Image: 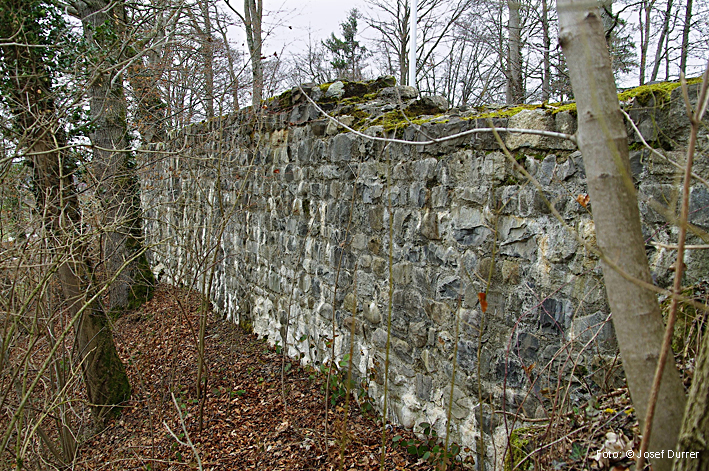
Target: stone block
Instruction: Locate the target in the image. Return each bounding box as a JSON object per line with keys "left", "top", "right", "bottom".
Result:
{"left": 415, "top": 374, "right": 433, "bottom": 401}
{"left": 325, "top": 81, "right": 345, "bottom": 99}
{"left": 419, "top": 209, "right": 440, "bottom": 240}
{"left": 410, "top": 321, "right": 428, "bottom": 348}
{"left": 506, "top": 109, "right": 554, "bottom": 150}
{"left": 425, "top": 300, "right": 451, "bottom": 325}
{"left": 364, "top": 302, "right": 381, "bottom": 324}
{"left": 567, "top": 311, "right": 614, "bottom": 346}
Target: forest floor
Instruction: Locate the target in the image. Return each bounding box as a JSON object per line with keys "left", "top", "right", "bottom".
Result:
{"left": 75, "top": 284, "right": 695, "bottom": 471}
{"left": 78, "top": 285, "right": 457, "bottom": 470}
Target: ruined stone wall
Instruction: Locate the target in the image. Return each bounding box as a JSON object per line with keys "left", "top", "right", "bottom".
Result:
{"left": 139, "top": 80, "right": 708, "bottom": 465}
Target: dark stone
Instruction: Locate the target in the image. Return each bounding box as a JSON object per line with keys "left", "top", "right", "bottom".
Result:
{"left": 539, "top": 298, "right": 571, "bottom": 333}
{"left": 457, "top": 339, "right": 478, "bottom": 373}
{"left": 689, "top": 185, "right": 709, "bottom": 228}
{"left": 415, "top": 373, "right": 433, "bottom": 401}
{"left": 438, "top": 277, "right": 461, "bottom": 299}
{"left": 453, "top": 226, "right": 491, "bottom": 246}
{"left": 514, "top": 332, "right": 539, "bottom": 363}
{"left": 284, "top": 164, "right": 295, "bottom": 182}
{"left": 495, "top": 354, "right": 527, "bottom": 389}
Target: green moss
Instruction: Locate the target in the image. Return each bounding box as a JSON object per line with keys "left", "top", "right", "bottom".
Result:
{"left": 369, "top": 109, "right": 444, "bottom": 132}
{"left": 93, "top": 314, "right": 132, "bottom": 422}
{"left": 240, "top": 318, "right": 254, "bottom": 333}
{"left": 124, "top": 252, "right": 156, "bottom": 311}
{"left": 467, "top": 104, "right": 543, "bottom": 120}
{"left": 550, "top": 102, "right": 577, "bottom": 114}
{"left": 617, "top": 77, "right": 702, "bottom": 105}
{"left": 660, "top": 287, "right": 700, "bottom": 355}
{"left": 504, "top": 427, "right": 534, "bottom": 471}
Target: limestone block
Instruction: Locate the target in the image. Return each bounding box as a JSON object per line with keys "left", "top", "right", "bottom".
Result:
{"left": 567, "top": 311, "right": 613, "bottom": 346}
{"left": 378, "top": 85, "right": 418, "bottom": 101}
{"left": 364, "top": 302, "right": 381, "bottom": 324}
{"left": 325, "top": 81, "right": 345, "bottom": 99}
{"left": 425, "top": 300, "right": 451, "bottom": 325}
{"left": 506, "top": 109, "right": 554, "bottom": 150}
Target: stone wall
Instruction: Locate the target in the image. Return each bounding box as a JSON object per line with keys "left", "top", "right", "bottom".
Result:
{"left": 139, "top": 79, "right": 708, "bottom": 467}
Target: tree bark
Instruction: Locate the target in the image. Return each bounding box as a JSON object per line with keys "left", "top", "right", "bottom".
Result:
{"left": 0, "top": 6, "right": 131, "bottom": 421}
{"left": 638, "top": 0, "right": 655, "bottom": 85}
{"left": 674, "top": 332, "right": 709, "bottom": 470}
{"left": 556, "top": 1, "right": 686, "bottom": 470}
{"left": 244, "top": 0, "right": 263, "bottom": 107}
{"left": 680, "top": 0, "right": 693, "bottom": 75}
{"left": 506, "top": 0, "right": 524, "bottom": 104}
{"left": 541, "top": 0, "right": 551, "bottom": 102}
{"left": 200, "top": 0, "right": 215, "bottom": 120}
{"left": 74, "top": 0, "right": 155, "bottom": 313}
{"left": 650, "top": 0, "right": 674, "bottom": 82}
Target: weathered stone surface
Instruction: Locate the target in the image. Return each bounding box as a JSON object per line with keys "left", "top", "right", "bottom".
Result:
{"left": 364, "top": 301, "right": 381, "bottom": 324}
{"left": 325, "top": 81, "right": 345, "bottom": 99}
{"left": 142, "top": 78, "right": 703, "bottom": 461}
{"left": 567, "top": 311, "right": 614, "bottom": 346}
{"left": 378, "top": 86, "right": 418, "bottom": 101}
{"left": 506, "top": 109, "right": 554, "bottom": 150}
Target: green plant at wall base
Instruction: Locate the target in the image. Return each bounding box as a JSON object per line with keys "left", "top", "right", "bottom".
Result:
{"left": 504, "top": 427, "right": 533, "bottom": 471}
{"left": 393, "top": 422, "right": 464, "bottom": 468}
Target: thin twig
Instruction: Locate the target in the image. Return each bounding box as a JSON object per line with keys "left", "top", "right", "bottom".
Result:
{"left": 164, "top": 392, "right": 203, "bottom": 471}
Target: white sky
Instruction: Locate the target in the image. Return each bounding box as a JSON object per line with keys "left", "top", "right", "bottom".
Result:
{"left": 228, "top": 0, "right": 369, "bottom": 58}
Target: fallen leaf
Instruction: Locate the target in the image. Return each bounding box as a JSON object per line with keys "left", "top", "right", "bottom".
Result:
{"left": 577, "top": 194, "right": 590, "bottom": 207}
{"left": 478, "top": 292, "right": 488, "bottom": 313}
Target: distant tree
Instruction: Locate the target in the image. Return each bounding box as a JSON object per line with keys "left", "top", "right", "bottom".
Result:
{"left": 224, "top": 0, "right": 263, "bottom": 107}
{"left": 365, "top": 0, "right": 471, "bottom": 88}
{"left": 506, "top": 0, "right": 524, "bottom": 104}
{"left": 323, "top": 8, "right": 368, "bottom": 81}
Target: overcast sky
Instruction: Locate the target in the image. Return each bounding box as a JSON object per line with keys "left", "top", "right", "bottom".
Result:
{"left": 228, "top": 0, "right": 369, "bottom": 58}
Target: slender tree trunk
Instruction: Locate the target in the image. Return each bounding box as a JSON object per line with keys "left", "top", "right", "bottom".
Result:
{"left": 557, "top": 2, "right": 686, "bottom": 471}
{"left": 243, "top": 0, "right": 263, "bottom": 107}
{"left": 680, "top": 0, "right": 693, "bottom": 75}
{"left": 638, "top": 0, "right": 655, "bottom": 85}
{"left": 200, "top": 0, "right": 215, "bottom": 120}
{"left": 215, "top": 12, "right": 241, "bottom": 111}
{"left": 506, "top": 0, "right": 523, "bottom": 104}
{"left": 675, "top": 331, "right": 709, "bottom": 470}
{"left": 650, "top": 0, "right": 674, "bottom": 82}
{"left": 541, "top": 0, "right": 551, "bottom": 101}
{"left": 74, "top": 0, "right": 155, "bottom": 313}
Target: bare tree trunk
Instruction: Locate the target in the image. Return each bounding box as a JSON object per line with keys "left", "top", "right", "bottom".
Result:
{"left": 1, "top": 4, "right": 131, "bottom": 424}
{"left": 541, "top": 0, "right": 551, "bottom": 101}
{"left": 638, "top": 0, "right": 655, "bottom": 85}
{"left": 650, "top": 0, "right": 674, "bottom": 82}
{"left": 675, "top": 332, "right": 709, "bottom": 470}
{"left": 214, "top": 11, "right": 241, "bottom": 111}
{"left": 74, "top": 0, "right": 155, "bottom": 314}
{"left": 680, "top": 0, "right": 693, "bottom": 75}
{"left": 126, "top": 8, "right": 169, "bottom": 144}
{"left": 245, "top": 0, "right": 263, "bottom": 107}
{"left": 400, "top": 0, "right": 410, "bottom": 85}
{"left": 200, "top": 0, "right": 215, "bottom": 120}
{"left": 506, "top": 0, "right": 524, "bottom": 104}
{"left": 556, "top": 2, "right": 686, "bottom": 471}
